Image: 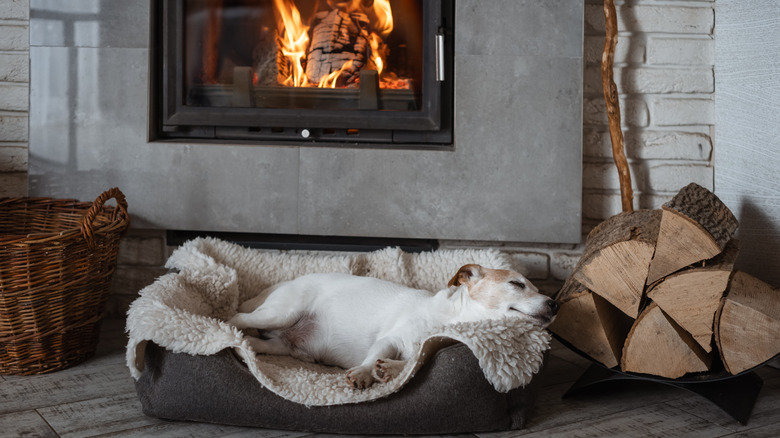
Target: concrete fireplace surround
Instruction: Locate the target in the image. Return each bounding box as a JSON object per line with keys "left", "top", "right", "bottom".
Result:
{"left": 28, "top": 1, "right": 583, "bottom": 243}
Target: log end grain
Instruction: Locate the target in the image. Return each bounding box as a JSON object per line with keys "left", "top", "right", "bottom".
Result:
{"left": 551, "top": 281, "right": 632, "bottom": 368}
{"left": 622, "top": 303, "right": 712, "bottom": 378}
{"left": 716, "top": 271, "right": 780, "bottom": 374}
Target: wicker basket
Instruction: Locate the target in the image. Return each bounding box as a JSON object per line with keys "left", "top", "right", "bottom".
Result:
{"left": 0, "top": 188, "right": 130, "bottom": 375}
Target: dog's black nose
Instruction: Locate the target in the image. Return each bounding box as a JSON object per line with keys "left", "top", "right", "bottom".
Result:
{"left": 547, "top": 299, "right": 559, "bottom": 315}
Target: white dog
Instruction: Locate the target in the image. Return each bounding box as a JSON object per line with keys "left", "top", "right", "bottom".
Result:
{"left": 229, "top": 264, "right": 558, "bottom": 389}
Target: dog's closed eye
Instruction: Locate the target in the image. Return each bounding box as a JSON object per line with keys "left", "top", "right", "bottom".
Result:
{"left": 510, "top": 281, "right": 527, "bottom": 290}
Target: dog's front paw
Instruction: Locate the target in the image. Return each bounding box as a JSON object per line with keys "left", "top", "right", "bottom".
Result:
{"left": 373, "top": 359, "right": 406, "bottom": 383}
{"left": 346, "top": 366, "right": 375, "bottom": 389}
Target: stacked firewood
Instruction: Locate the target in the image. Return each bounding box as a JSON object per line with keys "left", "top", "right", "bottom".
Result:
{"left": 551, "top": 183, "right": 780, "bottom": 378}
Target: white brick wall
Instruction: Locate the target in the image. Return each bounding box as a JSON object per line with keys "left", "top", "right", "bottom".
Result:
{"left": 0, "top": 0, "right": 28, "bottom": 197}
{"left": 0, "top": 1, "right": 718, "bottom": 310}
{"left": 582, "top": 0, "right": 715, "bottom": 222}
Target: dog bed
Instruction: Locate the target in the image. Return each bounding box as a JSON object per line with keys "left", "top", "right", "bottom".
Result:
{"left": 127, "top": 237, "right": 551, "bottom": 433}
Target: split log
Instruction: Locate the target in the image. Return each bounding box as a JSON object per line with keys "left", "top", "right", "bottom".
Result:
{"left": 550, "top": 278, "right": 633, "bottom": 368}
{"left": 572, "top": 209, "right": 661, "bottom": 318}
{"left": 716, "top": 271, "right": 780, "bottom": 374}
{"left": 646, "top": 240, "right": 739, "bottom": 352}
{"left": 646, "top": 183, "right": 739, "bottom": 285}
{"left": 622, "top": 302, "right": 712, "bottom": 378}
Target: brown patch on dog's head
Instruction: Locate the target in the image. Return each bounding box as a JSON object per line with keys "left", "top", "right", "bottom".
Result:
{"left": 448, "top": 264, "right": 485, "bottom": 288}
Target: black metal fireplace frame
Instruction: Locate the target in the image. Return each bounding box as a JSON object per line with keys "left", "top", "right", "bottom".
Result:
{"left": 148, "top": 0, "right": 454, "bottom": 149}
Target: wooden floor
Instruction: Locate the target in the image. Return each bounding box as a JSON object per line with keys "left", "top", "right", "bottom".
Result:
{"left": 1, "top": 320, "right": 778, "bottom": 437}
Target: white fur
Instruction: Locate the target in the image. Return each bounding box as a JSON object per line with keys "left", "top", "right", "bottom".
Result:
{"left": 229, "top": 264, "right": 558, "bottom": 389}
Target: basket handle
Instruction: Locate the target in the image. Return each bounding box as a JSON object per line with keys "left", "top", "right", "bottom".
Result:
{"left": 79, "top": 187, "right": 129, "bottom": 249}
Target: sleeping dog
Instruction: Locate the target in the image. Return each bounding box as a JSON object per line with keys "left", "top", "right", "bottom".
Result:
{"left": 229, "top": 264, "right": 558, "bottom": 389}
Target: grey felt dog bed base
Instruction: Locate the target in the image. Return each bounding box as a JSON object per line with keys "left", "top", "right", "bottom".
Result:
{"left": 135, "top": 342, "right": 544, "bottom": 435}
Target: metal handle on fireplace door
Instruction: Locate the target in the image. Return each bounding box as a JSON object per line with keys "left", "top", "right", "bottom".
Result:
{"left": 435, "top": 32, "right": 445, "bottom": 82}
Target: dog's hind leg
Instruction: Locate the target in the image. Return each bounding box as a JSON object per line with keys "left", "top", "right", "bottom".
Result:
{"left": 245, "top": 335, "right": 292, "bottom": 356}
{"left": 346, "top": 337, "right": 401, "bottom": 389}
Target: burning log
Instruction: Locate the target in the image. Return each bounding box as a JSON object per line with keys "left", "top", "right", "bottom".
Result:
{"left": 305, "top": 9, "right": 369, "bottom": 86}
{"left": 553, "top": 183, "right": 780, "bottom": 378}
{"left": 272, "top": 0, "right": 393, "bottom": 88}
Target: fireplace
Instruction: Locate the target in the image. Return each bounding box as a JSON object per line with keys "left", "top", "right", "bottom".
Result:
{"left": 29, "top": 1, "right": 584, "bottom": 244}
{"left": 150, "top": 0, "right": 454, "bottom": 147}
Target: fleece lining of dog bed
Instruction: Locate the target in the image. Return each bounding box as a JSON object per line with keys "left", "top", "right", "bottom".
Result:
{"left": 125, "top": 237, "right": 551, "bottom": 407}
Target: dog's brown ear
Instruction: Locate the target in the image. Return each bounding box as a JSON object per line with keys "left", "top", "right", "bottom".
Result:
{"left": 448, "top": 264, "right": 485, "bottom": 288}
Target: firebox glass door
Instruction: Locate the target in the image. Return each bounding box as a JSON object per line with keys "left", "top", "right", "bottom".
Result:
{"left": 183, "top": 0, "right": 424, "bottom": 112}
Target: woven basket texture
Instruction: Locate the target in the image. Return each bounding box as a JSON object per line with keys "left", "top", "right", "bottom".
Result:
{"left": 0, "top": 188, "right": 129, "bottom": 375}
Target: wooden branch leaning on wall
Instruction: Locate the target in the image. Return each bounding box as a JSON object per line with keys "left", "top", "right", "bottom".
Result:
{"left": 602, "top": 0, "right": 634, "bottom": 212}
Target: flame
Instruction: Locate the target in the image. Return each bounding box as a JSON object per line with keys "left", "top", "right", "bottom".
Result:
{"left": 272, "top": 0, "right": 396, "bottom": 88}
{"left": 318, "top": 60, "right": 354, "bottom": 88}
{"left": 366, "top": 0, "right": 392, "bottom": 76}
{"left": 371, "top": 0, "right": 393, "bottom": 38}
{"left": 368, "top": 34, "right": 383, "bottom": 75}
{"left": 273, "top": 0, "right": 309, "bottom": 87}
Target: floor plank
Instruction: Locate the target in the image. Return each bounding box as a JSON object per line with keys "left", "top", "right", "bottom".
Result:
{"left": 37, "top": 392, "right": 163, "bottom": 438}
{"left": 0, "top": 357, "right": 137, "bottom": 415}
{"left": 720, "top": 423, "right": 780, "bottom": 438}
{"left": 521, "top": 379, "right": 685, "bottom": 432}
{"left": 102, "top": 422, "right": 312, "bottom": 438}
{"left": 516, "top": 402, "right": 732, "bottom": 438}
{"left": 0, "top": 409, "right": 58, "bottom": 437}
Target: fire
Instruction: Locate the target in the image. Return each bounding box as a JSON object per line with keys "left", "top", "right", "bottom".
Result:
{"left": 370, "top": 0, "right": 394, "bottom": 38}
{"left": 366, "top": 0, "right": 393, "bottom": 76}
{"left": 368, "top": 33, "right": 383, "bottom": 75}
{"left": 272, "top": 0, "right": 399, "bottom": 89}
{"left": 318, "top": 60, "right": 354, "bottom": 88}
{"left": 273, "top": 0, "right": 310, "bottom": 87}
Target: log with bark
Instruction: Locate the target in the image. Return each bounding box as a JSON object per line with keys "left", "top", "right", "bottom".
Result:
{"left": 552, "top": 183, "right": 780, "bottom": 378}
{"left": 646, "top": 183, "right": 739, "bottom": 285}
{"left": 571, "top": 209, "right": 661, "bottom": 319}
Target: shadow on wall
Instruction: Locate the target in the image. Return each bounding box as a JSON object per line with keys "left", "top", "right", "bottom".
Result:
{"left": 735, "top": 201, "right": 780, "bottom": 287}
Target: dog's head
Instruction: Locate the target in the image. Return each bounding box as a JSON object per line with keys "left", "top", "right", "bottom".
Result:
{"left": 448, "top": 264, "right": 559, "bottom": 327}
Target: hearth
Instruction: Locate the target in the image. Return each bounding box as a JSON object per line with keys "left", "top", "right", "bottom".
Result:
{"left": 150, "top": 0, "right": 454, "bottom": 147}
